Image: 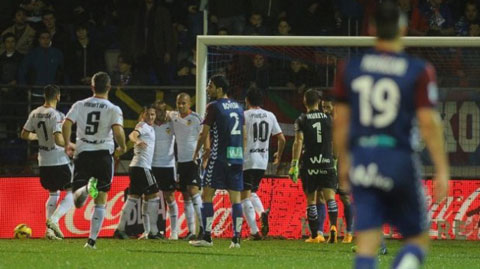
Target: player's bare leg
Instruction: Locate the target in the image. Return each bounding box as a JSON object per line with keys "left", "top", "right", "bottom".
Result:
{"left": 241, "top": 190, "right": 261, "bottom": 240}
{"left": 354, "top": 228, "right": 383, "bottom": 268}
{"left": 322, "top": 188, "right": 338, "bottom": 243}
{"left": 164, "top": 190, "right": 178, "bottom": 240}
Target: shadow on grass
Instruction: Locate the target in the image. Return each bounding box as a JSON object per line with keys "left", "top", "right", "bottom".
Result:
{"left": 127, "top": 249, "right": 257, "bottom": 257}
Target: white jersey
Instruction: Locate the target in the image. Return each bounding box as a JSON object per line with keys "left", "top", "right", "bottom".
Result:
{"left": 65, "top": 97, "right": 123, "bottom": 156}
{"left": 152, "top": 121, "right": 175, "bottom": 167}
{"left": 244, "top": 108, "right": 282, "bottom": 170}
{"left": 170, "top": 111, "right": 202, "bottom": 163}
{"left": 130, "top": 122, "right": 155, "bottom": 169}
{"left": 23, "top": 106, "right": 70, "bottom": 166}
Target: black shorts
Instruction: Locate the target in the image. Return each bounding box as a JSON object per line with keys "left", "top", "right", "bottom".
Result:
{"left": 243, "top": 169, "right": 265, "bottom": 192}
{"left": 152, "top": 167, "right": 176, "bottom": 191}
{"left": 39, "top": 164, "right": 72, "bottom": 192}
{"left": 177, "top": 161, "right": 201, "bottom": 192}
{"left": 128, "top": 166, "right": 159, "bottom": 196}
{"left": 300, "top": 167, "right": 338, "bottom": 194}
{"left": 73, "top": 150, "right": 113, "bottom": 192}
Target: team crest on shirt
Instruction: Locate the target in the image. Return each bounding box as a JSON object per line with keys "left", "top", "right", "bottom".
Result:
{"left": 166, "top": 127, "right": 171, "bottom": 134}
{"left": 186, "top": 119, "right": 192, "bottom": 126}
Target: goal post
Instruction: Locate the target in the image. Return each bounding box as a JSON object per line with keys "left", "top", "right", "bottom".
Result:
{"left": 196, "top": 35, "right": 480, "bottom": 178}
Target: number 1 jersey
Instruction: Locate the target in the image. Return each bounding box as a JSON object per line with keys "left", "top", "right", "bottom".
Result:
{"left": 66, "top": 97, "right": 123, "bottom": 156}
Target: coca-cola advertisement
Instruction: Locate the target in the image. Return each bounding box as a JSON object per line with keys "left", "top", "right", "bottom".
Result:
{"left": 0, "top": 177, "right": 479, "bottom": 240}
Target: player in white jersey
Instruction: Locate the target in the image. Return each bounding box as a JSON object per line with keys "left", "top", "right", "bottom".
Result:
{"left": 115, "top": 105, "right": 161, "bottom": 239}
{"left": 62, "top": 72, "right": 127, "bottom": 249}
{"left": 242, "top": 87, "right": 285, "bottom": 239}
{"left": 20, "top": 85, "right": 73, "bottom": 240}
{"left": 149, "top": 100, "right": 179, "bottom": 240}
{"left": 170, "top": 93, "right": 204, "bottom": 239}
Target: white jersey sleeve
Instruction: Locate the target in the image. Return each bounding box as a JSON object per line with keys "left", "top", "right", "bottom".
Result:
{"left": 23, "top": 106, "right": 70, "bottom": 166}
{"left": 243, "top": 108, "right": 283, "bottom": 170}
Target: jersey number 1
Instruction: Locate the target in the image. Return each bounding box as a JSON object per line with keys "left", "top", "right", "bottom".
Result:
{"left": 352, "top": 75, "right": 400, "bottom": 128}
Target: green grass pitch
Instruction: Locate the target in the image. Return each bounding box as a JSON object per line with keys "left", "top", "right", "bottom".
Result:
{"left": 0, "top": 238, "right": 479, "bottom": 269}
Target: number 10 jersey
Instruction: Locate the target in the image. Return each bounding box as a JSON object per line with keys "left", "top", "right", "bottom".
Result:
{"left": 65, "top": 97, "right": 124, "bottom": 156}
{"left": 243, "top": 108, "right": 282, "bottom": 170}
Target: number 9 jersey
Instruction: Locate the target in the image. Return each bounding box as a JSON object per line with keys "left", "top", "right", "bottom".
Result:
{"left": 65, "top": 97, "right": 123, "bottom": 156}
{"left": 333, "top": 49, "right": 438, "bottom": 152}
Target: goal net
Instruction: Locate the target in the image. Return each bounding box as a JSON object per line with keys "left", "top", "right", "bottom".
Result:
{"left": 196, "top": 36, "right": 480, "bottom": 178}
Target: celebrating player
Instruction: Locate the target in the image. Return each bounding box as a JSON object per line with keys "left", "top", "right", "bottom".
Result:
{"left": 289, "top": 89, "right": 338, "bottom": 244}
{"left": 333, "top": 2, "right": 449, "bottom": 268}
{"left": 21, "top": 85, "right": 73, "bottom": 240}
{"left": 115, "top": 105, "right": 161, "bottom": 239}
{"left": 62, "top": 72, "right": 127, "bottom": 249}
{"left": 242, "top": 87, "right": 285, "bottom": 239}
{"left": 150, "top": 100, "right": 179, "bottom": 240}
{"left": 170, "top": 93, "right": 204, "bottom": 240}
{"left": 190, "top": 74, "right": 245, "bottom": 248}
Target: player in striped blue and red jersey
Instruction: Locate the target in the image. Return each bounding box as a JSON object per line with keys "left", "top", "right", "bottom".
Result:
{"left": 333, "top": 2, "right": 449, "bottom": 269}
{"left": 190, "top": 74, "right": 245, "bottom": 248}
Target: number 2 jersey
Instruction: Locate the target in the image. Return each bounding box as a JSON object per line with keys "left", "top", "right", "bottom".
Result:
{"left": 244, "top": 108, "right": 282, "bottom": 170}
{"left": 333, "top": 49, "right": 438, "bottom": 152}
{"left": 23, "top": 106, "right": 70, "bottom": 166}
{"left": 203, "top": 98, "right": 244, "bottom": 165}
{"left": 65, "top": 97, "right": 124, "bottom": 156}
{"left": 294, "top": 110, "right": 334, "bottom": 169}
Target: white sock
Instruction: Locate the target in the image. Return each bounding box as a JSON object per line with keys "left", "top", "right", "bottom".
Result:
{"left": 117, "top": 197, "right": 139, "bottom": 231}
{"left": 250, "top": 192, "right": 265, "bottom": 215}
{"left": 46, "top": 192, "right": 59, "bottom": 220}
{"left": 242, "top": 198, "right": 259, "bottom": 234}
{"left": 192, "top": 194, "right": 203, "bottom": 228}
{"left": 168, "top": 201, "right": 178, "bottom": 233}
{"left": 50, "top": 192, "right": 74, "bottom": 223}
{"left": 89, "top": 204, "right": 106, "bottom": 240}
{"left": 147, "top": 198, "right": 160, "bottom": 235}
{"left": 184, "top": 200, "right": 195, "bottom": 233}
{"left": 142, "top": 200, "right": 150, "bottom": 234}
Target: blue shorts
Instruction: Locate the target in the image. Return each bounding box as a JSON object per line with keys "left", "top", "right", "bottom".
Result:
{"left": 204, "top": 159, "right": 243, "bottom": 191}
{"left": 350, "top": 148, "right": 428, "bottom": 238}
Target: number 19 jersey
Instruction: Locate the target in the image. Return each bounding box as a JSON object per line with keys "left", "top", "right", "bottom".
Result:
{"left": 65, "top": 97, "right": 123, "bottom": 156}
{"left": 244, "top": 108, "right": 282, "bottom": 170}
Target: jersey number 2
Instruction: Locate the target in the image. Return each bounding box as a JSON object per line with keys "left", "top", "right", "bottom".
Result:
{"left": 230, "top": 112, "right": 241, "bottom": 135}
{"left": 85, "top": 112, "right": 100, "bottom": 135}
{"left": 352, "top": 75, "right": 400, "bottom": 128}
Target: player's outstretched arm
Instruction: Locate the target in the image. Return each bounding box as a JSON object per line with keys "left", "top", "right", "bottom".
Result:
{"left": 113, "top": 125, "right": 127, "bottom": 156}
{"left": 333, "top": 103, "right": 351, "bottom": 192}
{"left": 128, "top": 129, "right": 146, "bottom": 149}
{"left": 417, "top": 107, "right": 450, "bottom": 202}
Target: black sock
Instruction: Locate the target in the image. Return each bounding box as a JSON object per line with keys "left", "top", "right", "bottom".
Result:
{"left": 327, "top": 199, "right": 338, "bottom": 227}
{"left": 307, "top": 205, "right": 319, "bottom": 238}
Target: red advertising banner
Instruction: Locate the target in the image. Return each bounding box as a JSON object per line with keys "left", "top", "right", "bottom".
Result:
{"left": 0, "top": 177, "right": 479, "bottom": 240}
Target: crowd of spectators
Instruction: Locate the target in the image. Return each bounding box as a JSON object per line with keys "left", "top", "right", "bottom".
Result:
{"left": 0, "top": 0, "right": 478, "bottom": 92}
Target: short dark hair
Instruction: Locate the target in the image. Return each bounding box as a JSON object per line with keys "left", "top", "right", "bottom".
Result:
{"left": 374, "top": 1, "right": 402, "bottom": 40}
{"left": 304, "top": 88, "right": 320, "bottom": 107}
{"left": 2, "top": 33, "right": 15, "bottom": 43}
{"left": 44, "top": 84, "right": 60, "bottom": 100}
{"left": 92, "top": 72, "right": 111, "bottom": 94}
{"left": 210, "top": 74, "right": 230, "bottom": 95}
{"left": 37, "top": 28, "right": 51, "bottom": 39}
{"left": 246, "top": 87, "right": 263, "bottom": 107}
